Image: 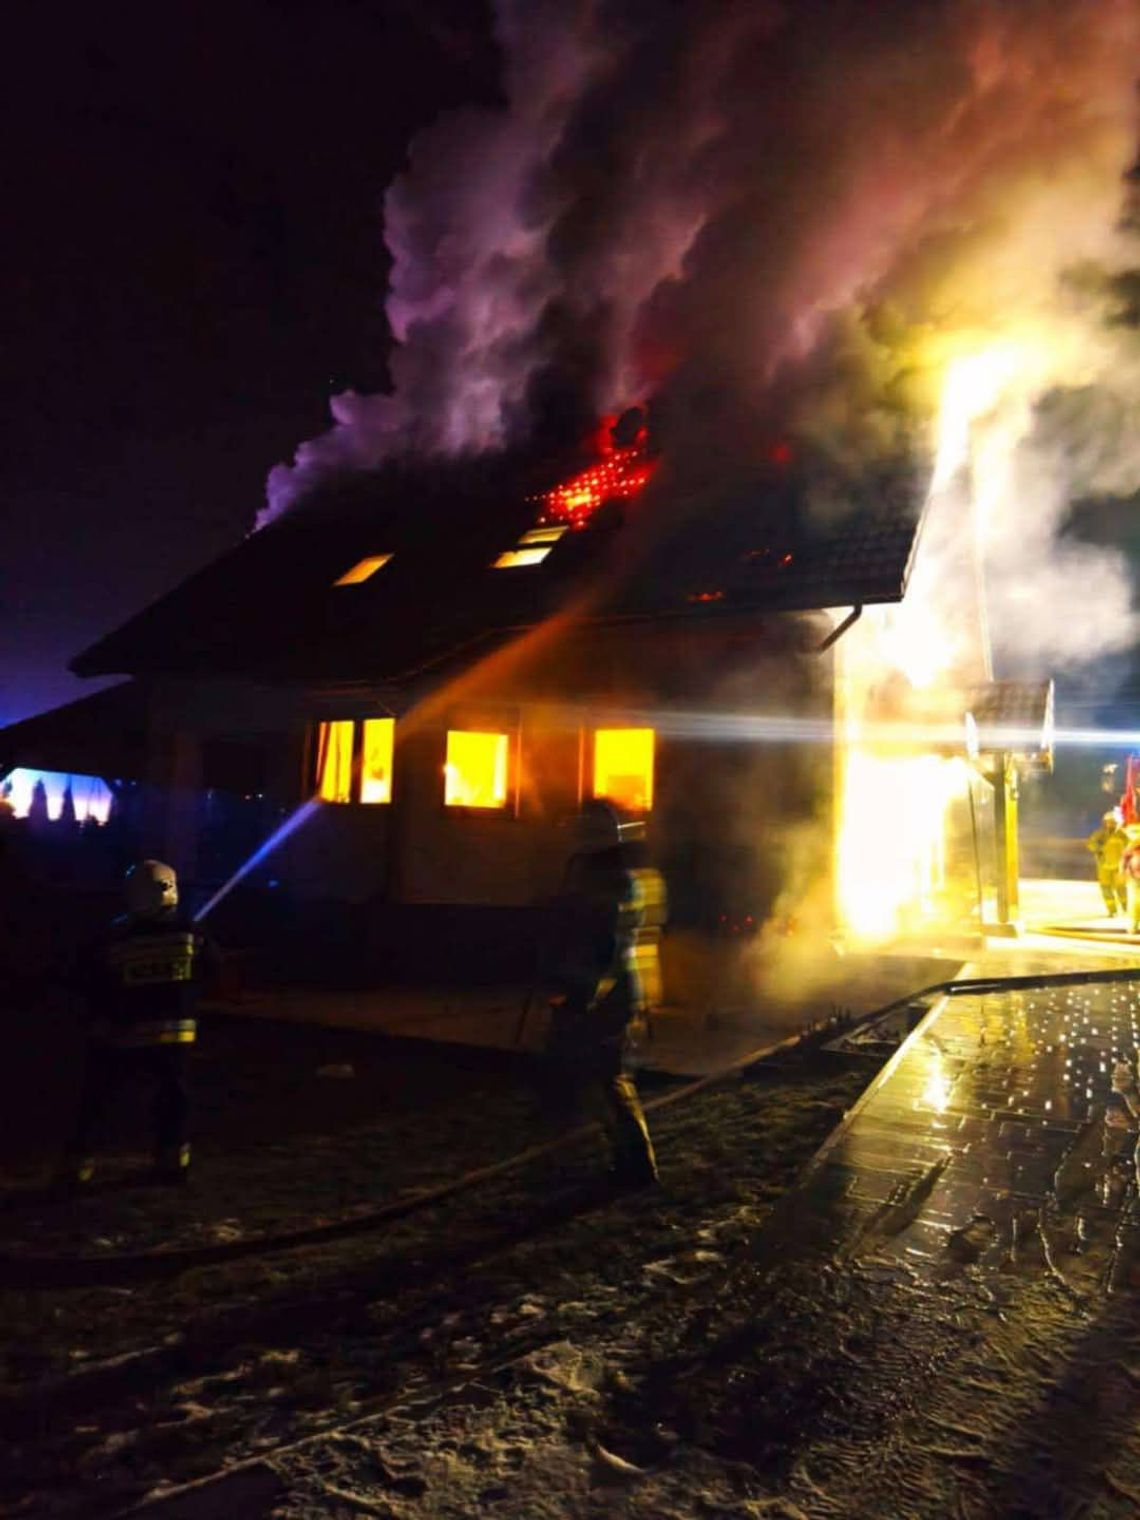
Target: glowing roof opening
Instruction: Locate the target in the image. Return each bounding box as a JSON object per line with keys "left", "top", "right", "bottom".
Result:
{"left": 334, "top": 554, "right": 393, "bottom": 586}
{"left": 519, "top": 526, "right": 568, "bottom": 546}
{"left": 494, "top": 547, "right": 553, "bottom": 569}
{"left": 492, "top": 523, "right": 568, "bottom": 568}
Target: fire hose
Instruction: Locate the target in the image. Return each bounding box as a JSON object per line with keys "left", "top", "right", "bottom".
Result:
{"left": 4, "top": 962, "right": 1140, "bottom": 1291}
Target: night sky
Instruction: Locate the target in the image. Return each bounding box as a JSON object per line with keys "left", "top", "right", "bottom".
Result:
{"left": 2, "top": 0, "right": 496, "bottom": 725}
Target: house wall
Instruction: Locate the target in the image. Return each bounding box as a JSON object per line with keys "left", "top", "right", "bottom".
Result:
{"left": 134, "top": 617, "right": 836, "bottom": 987}
{"left": 272, "top": 614, "right": 836, "bottom": 925}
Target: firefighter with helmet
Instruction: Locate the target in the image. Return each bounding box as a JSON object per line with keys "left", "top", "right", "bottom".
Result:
{"left": 1087, "top": 809, "right": 1127, "bottom": 916}
{"left": 59, "top": 860, "right": 219, "bottom": 1188}
{"left": 545, "top": 800, "right": 666, "bottom": 1188}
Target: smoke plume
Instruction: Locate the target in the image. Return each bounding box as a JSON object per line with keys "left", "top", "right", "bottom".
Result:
{"left": 266, "top": 0, "right": 1140, "bottom": 670}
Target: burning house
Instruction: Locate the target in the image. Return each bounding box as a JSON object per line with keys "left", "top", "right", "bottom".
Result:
{"left": 6, "top": 1, "right": 1138, "bottom": 994}
{"left": 1, "top": 393, "right": 1059, "bottom": 1005}
{"left": 37, "top": 418, "right": 936, "bottom": 987}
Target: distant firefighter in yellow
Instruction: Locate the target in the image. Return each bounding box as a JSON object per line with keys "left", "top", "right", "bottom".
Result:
{"left": 545, "top": 801, "right": 666, "bottom": 1188}
{"left": 1087, "top": 810, "right": 1127, "bottom": 917}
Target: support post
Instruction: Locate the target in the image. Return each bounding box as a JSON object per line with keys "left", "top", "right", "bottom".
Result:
{"left": 991, "top": 750, "right": 1020, "bottom": 934}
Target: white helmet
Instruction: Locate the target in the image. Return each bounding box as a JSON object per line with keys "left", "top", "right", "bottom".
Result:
{"left": 572, "top": 800, "right": 646, "bottom": 855}
{"left": 125, "top": 859, "right": 179, "bottom": 917}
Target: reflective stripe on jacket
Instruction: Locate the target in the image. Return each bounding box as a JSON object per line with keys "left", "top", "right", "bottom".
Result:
{"left": 81, "top": 913, "right": 217, "bottom": 1047}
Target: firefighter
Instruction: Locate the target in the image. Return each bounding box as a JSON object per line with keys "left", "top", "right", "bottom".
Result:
{"left": 1087, "top": 810, "right": 1127, "bottom": 916}
{"left": 59, "top": 860, "right": 219, "bottom": 1188}
{"left": 545, "top": 801, "right": 666, "bottom": 1188}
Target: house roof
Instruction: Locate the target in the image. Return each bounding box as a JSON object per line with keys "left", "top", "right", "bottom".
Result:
{"left": 71, "top": 450, "right": 925, "bottom": 686}
{"left": 0, "top": 682, "right": 148, "bottom": 781}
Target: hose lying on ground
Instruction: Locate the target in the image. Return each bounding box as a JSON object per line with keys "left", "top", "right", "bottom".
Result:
{"left": 3, "top": 963, "right": 1139, "bottom": 1290}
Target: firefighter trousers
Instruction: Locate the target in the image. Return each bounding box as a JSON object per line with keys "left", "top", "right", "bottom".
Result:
{"left": 66, "top": 1042, "right": 191, "bottom": 1170}
{"left": 1098, "top": 865, "right": 1126, "bottom": 913}
{"left": 584, "top": 1069, "right": 658, "bottom": 1184}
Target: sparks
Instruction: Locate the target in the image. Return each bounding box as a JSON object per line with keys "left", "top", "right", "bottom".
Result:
{"left": 532, "top": 421, "right": 656, "bottom": 528}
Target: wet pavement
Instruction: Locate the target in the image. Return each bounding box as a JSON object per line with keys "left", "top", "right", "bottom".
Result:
{"left": 699, "top": 964, "right": 1140, "bottom": 1516}
{"left": 803, "top": 970, "right": 1140, "bottom": 1289}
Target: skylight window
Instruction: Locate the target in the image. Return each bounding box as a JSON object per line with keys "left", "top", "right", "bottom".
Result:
{"left": 333, "top": 554, "right": 393, "bottom": 586}
{"left": 494, "top": 547, "right": 552, "bottom": 569}
{"left": 492, "top": 524, "right": 567, "bottom": 568}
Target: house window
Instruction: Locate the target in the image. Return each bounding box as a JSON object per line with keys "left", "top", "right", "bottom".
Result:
{"left": 317, "top": 720, "right": 354, "bottom": 803}
{"left": 444, "top": 730, "right": 510, "bottom": 809}
{"left": 359, "top": 718, "right": 394, "bottom": 804}
{"left": 593, "top": 728, "right": 655, "bottom": 812}
{"left": 333, "top": 554, "right": 392, "bottom": 586}
{"left": 315, "top": 718, "right": 395, "bottom": 804}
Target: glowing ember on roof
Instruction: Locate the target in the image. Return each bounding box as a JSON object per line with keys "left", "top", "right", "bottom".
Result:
{"left": 532, "top": 416, "right": 656, "bottom": 528}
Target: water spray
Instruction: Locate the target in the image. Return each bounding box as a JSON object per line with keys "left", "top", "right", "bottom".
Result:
{"left": 537, "top": 704, "right": 1140, "bottom": 754}
{"left": 193, "top": 796, "right": 322, "bottom": 924}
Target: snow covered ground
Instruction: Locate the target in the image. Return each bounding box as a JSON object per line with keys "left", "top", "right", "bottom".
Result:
{"left": 9, "top": 965, "right": 1140, "bottom": 1518}
{"left": 0, "top": 1010, "right": 867, "bottom": 1517}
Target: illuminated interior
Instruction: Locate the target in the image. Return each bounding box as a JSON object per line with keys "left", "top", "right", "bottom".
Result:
{"left": 593, "top": 728, "right": 655, "bottom": 812}
{"left": 333, "top": 554, "right": 393, "bottom": 586}
{"left": 360, "top": 718, "right": 395, "bottom": 804}
{"left": 444, "top": 730, "right": 510, "bottom": 809}
{"left": 317, "top": 720, "right": 354, "bottom": 802}
{"left": 836, "top": 732, "right": 973, "bottom": 940}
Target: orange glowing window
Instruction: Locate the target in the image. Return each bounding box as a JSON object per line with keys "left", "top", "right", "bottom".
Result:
{"left": 360, "top": 718, "right": 394, "bottom": 804}
{"left": 444, "top": 730, "right": 510, "bottom": 809}
{"left": 593, "top": 728, "right": 655, "bottom": 813}
{"left": 317, "top": 720, "right": 354, "bottom": 803}
{"left": 333, "top": 554, "right": 392, "bottom": 586}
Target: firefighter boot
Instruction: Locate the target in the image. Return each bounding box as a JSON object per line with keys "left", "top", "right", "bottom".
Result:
{"left": 606, "top": 1074, "right": 659, "bottom": 1189}
{"left": 151, "top": 1144, "right": 192, "bottom": 1188}
{"left": 55, "top": 1156, "right": 96, "bottom": 1191}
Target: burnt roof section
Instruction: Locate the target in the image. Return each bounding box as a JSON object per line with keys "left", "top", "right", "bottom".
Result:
{"left": 72, "top": 453, "right": 924, "bottom": 685}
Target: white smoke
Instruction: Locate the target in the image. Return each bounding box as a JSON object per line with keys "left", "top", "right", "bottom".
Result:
{"left": 264, "top": 0, "right": 1140, "bottom": 685}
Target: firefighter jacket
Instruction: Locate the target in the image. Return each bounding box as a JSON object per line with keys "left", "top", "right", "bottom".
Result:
{"left": 78, "top": 911, "right": 219, "bottom": 1048}
{"left": 549, "top": 852, "right": 667, "bottom": 1044}
{"left": 1088, "top": 822, "right": 1127, "bottom": 873}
